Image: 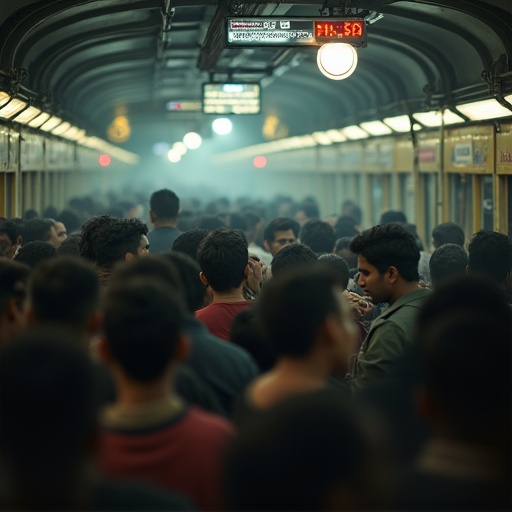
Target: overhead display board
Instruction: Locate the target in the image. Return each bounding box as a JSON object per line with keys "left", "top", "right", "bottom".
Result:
{"left": 203, "top": 83, "right": 261, "bottom": 114}
{"left": 226, "top": 17, "right": 366, "bottom": 47}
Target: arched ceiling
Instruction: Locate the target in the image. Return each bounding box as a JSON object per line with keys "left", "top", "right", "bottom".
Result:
{"left": 0, "top": 0, "right": 510, "bottom": 154}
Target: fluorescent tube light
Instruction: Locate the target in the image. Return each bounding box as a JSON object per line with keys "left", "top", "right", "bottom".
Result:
{"left": 325, "top": 129, "right": 347, "bottom": 142}
{"left": 312, "top": 132, "right": 333, "bottom": 145}
{"left": 28, "top": 112, "right": 51, "bottom": 128}
{"left": 413, "top": 110, "right": 465, "bottom": 127}
{"left": 39, "top": 116, "right": 62, "bottom": 132}
{"left": 51, "top": 121, "right": 71, "bottom": 136}
{"left": 12, "top": 106, "right": 41, "bottom": 124}
{"left": 455, "top": 99, "right": 512, "bottom": 120}
{"left": 359, "top": 120, "right": 392, "bottom": 136}
{"left": 0, "top": 98, "right": 27, "bottom": 119}
{"left": 383, "top": 115, "right": 411, "bottom": 132}
{"left": 341, "top": 125, "right": 369, "bottom": 140}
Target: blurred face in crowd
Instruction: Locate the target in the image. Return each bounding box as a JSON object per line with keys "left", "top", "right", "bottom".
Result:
{"left": 356, "top": 255, "right": 392, "bottom": 304}
{"left": 54, "top": 222, "right": 67, "bottom": 242}
{"left": 0, "top": 233, "right": 15, "bottom": 258}
{"left": 265, "top": 229, "right": 296, "bottom": 256}
{"left": 47, "top": 226, "right": 62, "bottom": 248}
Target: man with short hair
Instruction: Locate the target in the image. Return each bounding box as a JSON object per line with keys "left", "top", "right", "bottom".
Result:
{"left": 196, "top": 228, "right": 255, "bottom": 340}
{"left": 79, "top": 214, "right": 149, "bottom": 286}
{"left": 300, "top": 219, "right": 336, "bottom": 255}
{"left": 14, "top": 240, "right": 58, "bottom": 267}
{"left": 432, "top": 221, "right": 465, "bottom": 249}
{"left": 347, "top": 224, "right": 430, "bottom": 392}
{"left": 147, "top": 189, "right": 181, "bottom": 253}
{"left": 263, "top": 217, "right": 300, "bottom": 257}
{"left": 429, "top": 243, "right": 468, "bottom": 288}
{"left": 467, "top": 229, "right": 512, "bottom": 289}
{"left": 23, "top": 218, "right": 61, "bottom": 248}
{"left": 270, "top": 243, "right": 317, "bottom": 278}
{"left": 98, "top": 278, "right": 233, "bottom": 510}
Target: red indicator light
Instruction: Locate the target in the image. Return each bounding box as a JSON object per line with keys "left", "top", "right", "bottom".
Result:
{"left": 253, "top": 156, "right": 267, "bottom": 168}
{"left": 315, "top": 20, "right": 364, "bottom": 39}
{"left": 99, "top": 154, "right": 111, "bottom": 167}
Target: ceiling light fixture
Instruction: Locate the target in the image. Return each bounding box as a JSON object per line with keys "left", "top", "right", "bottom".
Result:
{"left": 317, "top": 43, "right": 358, "bottom": 80}
{"left": 413, "top": 110, "right": 465, "bottom": 127}
{"left": 455, "top": 98, "right": 512, "bottom": 120}
{"left": 359, "top": 120, "right": 392, "bottom": 136}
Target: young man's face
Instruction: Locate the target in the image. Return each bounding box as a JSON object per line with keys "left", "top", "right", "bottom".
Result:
{"left": 137, "top": 235, "right": 150, "bottom": 256}
{"left": 47, "top": 226, "right": 62, "bottom": 248}
{"left": 265, "top": 229, "right": 296, "bottom": 256}
{"left": 356, "top": 255, "right": 392, "bottom": 304}
{"left": 54, "top": 222, "right": 67, "bottom": 242}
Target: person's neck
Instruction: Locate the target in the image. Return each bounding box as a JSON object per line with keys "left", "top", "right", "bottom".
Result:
{"left": 212, "top": 285, "right": 246, "bottom": 303}
{"left": 153, "top": 219, "right": 177, "bottom": 229}
{"left": 389, "top": 280, "right": 421, "bottom": 305}
{"left": 112, "top": 367, "right": 174, "bottom": 408}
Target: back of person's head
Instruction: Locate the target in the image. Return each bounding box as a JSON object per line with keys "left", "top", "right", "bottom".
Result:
{"left": 58, "top": 233, "right": 81, "bottom": 256}
{"left": 23, "top": 218, "right": 53, "bottom": 244}
{"left": 0, "top": 218, "right": 19, "bottom": 246}
{"left": 350, "top": 224, "right": 420, "bottom": 282}
{"left": 102, "top": 278, "right": 186, "bottom": 382}
{"left": 334, "top": 215, "right": 359, "bottom": 239}
{"left": 271, "top": 243, "right": 317, "bottom": 278}
{"left": 165, "top": 252, "right": 205, "bottom": 313}
{"left": 171, "top": 228, "right": 209, "bottom": 261}
{"left": 0, "top": 259, "right": 30, "bottom": 319}
{"left": 0, "top": 329, "right": 96, "bottom": 509}
{"left": 198, "top": 214, "right": 226, "bottom": 231}
{"left": 56, "top": 209, "right": 82, "bottom": 234}
{"left": 263, "top": 217, "right": 300, "bottom": 243}
{"left": 79, "top": 214, "right": 148, "bottom": 268}
{"left": 318, "top": 253, "right": 350, "bottom": 290}
{"left": 467, "top": 230, "right": 512, "bottom": 287}
{"left": 380, "top": 210, "right": 407, "bottom": 225}
{"left": 197, "top": 228, "right": 248, "bottom": 292}
{"left": 29, "top": 256, "right": 100, "bottom": 332}
{"left": 14, "top": 240, "right": 57, "bottom": 267}
{"left": 23, "top": 208, "right": 39, "bottom": 221}
{"left": 429, "top": 243, "right": 467, "bottom": 287}
{"left": 227, "top": 213, "right": 248, "bottom": 232}
{"left": 300, "top": 220, "right": 335, "bottom": 254}
{"left": 257, "top": 266, "right": 350, "bottom": 358}
{"left": 335, "top": 237, "right": 358, "bottom": 272}
{"left": 416, "top": 276, "right": 511, "bottom": 443}
{"left": 150, "top": 188, "right": 180, "bottom": 220}
{"left": 296, "top": 201, "right": 320, "bottom": 220}
{"left": 230, "top": 307, "right": 275, "bottom": 373}
{"left": 225, "top": 393, "right": 368, "bottom": 511}
{"left": 431, "top": 221, "right": 465, "bottom": 249}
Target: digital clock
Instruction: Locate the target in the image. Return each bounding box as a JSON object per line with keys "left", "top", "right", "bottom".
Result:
{"left": 314, "top": 19, "right": 365, "bottom": 41}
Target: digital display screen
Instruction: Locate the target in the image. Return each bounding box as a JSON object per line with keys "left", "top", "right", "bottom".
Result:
{"left": 314, "top": 20, "right": 364, "bottom": 40}
{"left": 203, "top": 83, "right": 261, "bottom": 114}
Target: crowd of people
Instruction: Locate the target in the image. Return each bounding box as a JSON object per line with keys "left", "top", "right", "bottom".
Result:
{"left": 0, "top": 188, "right": 511, "bottom": 511}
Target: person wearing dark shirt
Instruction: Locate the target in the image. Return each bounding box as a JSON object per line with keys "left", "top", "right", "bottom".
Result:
{"left": 147, "top": 189, "right": 181, "bottom": 253}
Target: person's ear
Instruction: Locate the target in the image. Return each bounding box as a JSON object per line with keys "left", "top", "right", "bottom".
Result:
{"left": 263, "top": 240, "right": 271, "bottom": 252}
{"left": 387, "top": 266, "right": 399, "bottom": 284}
{"left": 173, "top": 334, "right": 190, "bottom": 362}
{"left": 199, "top": 271, "right": 209, "bottom": 286}
{"left": 125, "top": 252, "right": 135, "bottom": 261}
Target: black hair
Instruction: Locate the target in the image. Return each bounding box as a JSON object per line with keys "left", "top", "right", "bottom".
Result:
{"left": 350, "top": 224, "right": 420, "bottom": 282}
{"left": 0, "top": 259, "right": 30, "bottom": 317}
{"left": 23, "top": 208, "right": 39, "bottom": 220}
{"left": 467, "top": 230, "right": 512, "bottom": 286}
{"left": 150, "top": 189, "right": 180, "bottom": 220}
{"left": 58, "top": 234, "right": 81, "bottom": 256}
{"left": 103, "top": 278, "right": 186, "bottom": 382}
{"left": 79, "top": 215, "right": 148, "bottom": 269}
{"left": 230, "top": 307, "right": 275, "bottom": 373}
{"left": 334, "top": 215, "right": 359, "bottom": 239}
{"left": 197, "top": 228, "right": 248, "bottom": 292}
{"left": 42, "top": 206, "right": 58, "bottom": 219}
{"left": 0, "top": 218, "right": 18, "bottom": 245}
{"left": 317, "top": 253, "right": 350, "bottom": 290}
{"left": 380, "top": 210, "right": 407, "bottom": 225}
{"left": 432, "top": 222, "right": 465, "bottom": 248}
{"left": 416, "top": 276, "right": 511, "bottom": 441}
{"left": 257, "top": 266, "right": 345, "bottom": 357}
{"left": 23, "top": 218, "right": 53, "bottom": 244}
{"left": 14, "top": 241, "right": 58, "bottom": 268}
{"left": 271, "top": 243, "right": 317, "bottom": 278}
{"left": 300, "top": 220, "right": 336, "bottom": 254}
{"left": 198, "top": 214, "right": 226, "bottom": 232}
{"left": 56, "top": 209, "right": 82, "bottom": 234}
{"left": 225, "top": 392, "right": 366, "bottom": 511}
{"left": 429, "top": 243, "right": 468, "bottom": 287}
{"left": 227, "top": 213, "right": 248, "bottom": 232}
{"left": 0, "top": 330, "right": 96, "bottom": 509}
{"left": 165, "top": 252, "right": 205, "bottom": 313}
{"left": 171, "top": 228, "right": 209, "bottom": 261}
{"left": 29, "top": 256, "right": 99, "bottom": 331}
{"left": 296, "top": 201, "right": 320, "bottom": 220}
{"left": 263, "top": 217, "right": 300, "bottom": 243}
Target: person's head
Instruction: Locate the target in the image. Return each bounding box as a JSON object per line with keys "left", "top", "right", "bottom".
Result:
{"left": 198, "top": 214, "right": 226, "bottom": 231}
{"left": 0, "top": 219, "right": 20, "bottom": 258}
{"left": 350, "top": 224, "right": 420, "bottom": 303}
{"left": 54, "top": 221, "right": 67, "bottom": 243}
{"left": 432, "top": 222, "right": 465, "bottom": 249}
{"left": 429, "top": 243, "right": 468, "bottom": 288}
{"left": 380, "top": 210, "right": 407, "bottom": 225}
{"left": 334, "top": 215, "right": 360, "bottom": 239}
{"left": 318, "top": 254, "right": 350, "bottom": 291}
{"left": 300, "top": 220, "right": 336, "bottom": 255}
{"left": 225, "top": 393, "right": 370, "bottom": 511}
{"left": 263, "top": 217, "right": 300, "bottom": 256}
{"left": 171, "top": 228, "right": 209, "bottom": 261}
{"left": 14, "top": 241, "right": 58, "bottom": 268}
{"left": 57, "top": 234, "right": 81, "bottom": 256}
{"left": 295, "top": 201, "right": 320, "bottom": 226}
{"left": 0, "top": 330, "right": 96, "bottom": 509}
{"left": 149, "top": 188, "right": 180, "bottom": 223}
{"left": 271, "top": 243, "right": 317, "bottom": 278}
{"left": 28, "top": 256, "right": 100, "bottom": 337}
{"left": 56, "top": 209, "right": 81, "bottom": 234}
{"left": 100, "top": 278, "right": 187, "bottom": 383}
{"left": 79, "top": 214, "right": 149, "bottom": 269}
{"left": 197, "top": 228, "right": 249, "bottom": 292}
{"left": 243, "top": 210, "right": 264, "bottom": 244}
{"left": 257, "top": 266, "right": 356, "bottom": 371}
{"left": 0, "top": 259, "right": 30, "bottom": 343}
{"left": 467, "top": 230, "right": 512, "bottom": 288}
{"left": 23, "top": 208, "right": 39, "bottom": 220}
{"left": 23, "top": 218, "right": 61, "bottom": 247}
{"left": 335, "top": 237, "right": 358, "bottom": 272}
{"left": 415, "top": 276, "right": 511, "bottom": 446}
